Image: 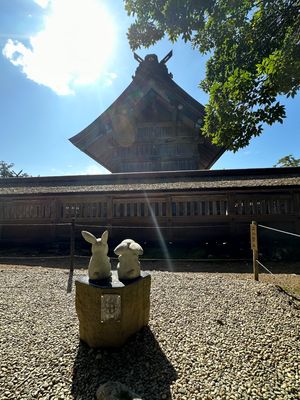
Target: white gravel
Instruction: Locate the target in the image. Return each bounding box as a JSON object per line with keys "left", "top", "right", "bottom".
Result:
{"left": 0, "top": 265, "right": 299, "bottom": 400}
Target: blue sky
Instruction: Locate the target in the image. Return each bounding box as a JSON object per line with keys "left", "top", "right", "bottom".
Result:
{"left": 0, "top": 0, "right": 299, "bottom": 177}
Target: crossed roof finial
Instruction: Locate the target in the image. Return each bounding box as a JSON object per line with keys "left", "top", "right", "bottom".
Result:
{"left": 133, "top": 50, "right": 173, "bottom": 64}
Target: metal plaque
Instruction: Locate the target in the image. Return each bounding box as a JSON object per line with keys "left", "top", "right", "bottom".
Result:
{"left": 101, "top": 294, "right": 121, "bottom": 323}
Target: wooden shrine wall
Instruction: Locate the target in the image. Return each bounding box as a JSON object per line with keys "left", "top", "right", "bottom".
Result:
{"left": 0, "top": 188, "right": 299, "bottom": 244}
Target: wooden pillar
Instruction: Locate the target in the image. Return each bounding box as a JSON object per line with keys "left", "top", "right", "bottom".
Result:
{"left": 250, "top": 221, "right": 259, "bottom": 281}
{"left": 166, "top": 195, "right": 172, "bottom": 242}
{"left": 67, "top": 218, "right": 75, "bottom": 293}
{"left": 70, "top": 218, "right": 75, "bottom": 274}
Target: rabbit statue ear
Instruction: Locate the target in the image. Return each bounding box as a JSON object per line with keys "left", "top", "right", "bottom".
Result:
{"left": 81, "top": 231, "right": 97, "bottom": 244}
{"left": 101, "top": 230, "right": 108, "bottom": 244}
{"left": 129, "top": 242, "right": 144, "bottom": 255}
{"left": 114, "top": 243, "right": 123, "bottom": 256}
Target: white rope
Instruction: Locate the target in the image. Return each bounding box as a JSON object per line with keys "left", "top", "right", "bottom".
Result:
{"left": 75, "top": 224, "right": 226, "bottom": 229}
{"left": 0, "top": 255, "right": 70, "bottom": 260}
{"left": 256, "top": 259, "right": 275, "bottom": 276}
{"left": 258, "top": 224, "right": 300, "bottom": 238}
{"left": 0, "top": 222, "right": 71, "bottom": 227}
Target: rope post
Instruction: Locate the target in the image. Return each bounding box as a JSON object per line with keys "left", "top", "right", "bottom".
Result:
{"left": 250, "top": 221, "right": 259, "bottom": 281}
{"left": 70, "top": 218, "right": 75, "bottom": 274}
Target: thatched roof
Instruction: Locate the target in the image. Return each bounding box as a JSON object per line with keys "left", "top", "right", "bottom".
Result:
{"left": 1, "top": 168, "right": 299, "bottom": 197}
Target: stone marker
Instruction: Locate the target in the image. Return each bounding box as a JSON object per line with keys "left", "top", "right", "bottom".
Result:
{"left": 96, "top": 381, "right": 142, "bottom": 400}
{"left": 76, "top": 234, "right": 150, "bottom": 347}
{"left": 75, "top": 271, "right": 151, "bottom": 348}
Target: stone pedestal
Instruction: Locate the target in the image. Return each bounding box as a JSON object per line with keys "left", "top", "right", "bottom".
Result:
{"left": 75, "top": 271, "right": 151, "bottom": 348}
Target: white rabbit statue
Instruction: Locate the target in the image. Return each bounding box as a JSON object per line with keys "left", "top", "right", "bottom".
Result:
{"left": 81, "top": 230, "right": 111, "bottom": 280}
{"left": 114, "top": 239, "right": 143, "bottom": 280}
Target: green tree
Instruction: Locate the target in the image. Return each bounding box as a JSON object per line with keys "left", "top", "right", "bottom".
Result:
{"left": 0, "top": 161, "right": 29, "bottom": 178}
{"left": 274, "top": 154, "right": 300, "bottom": 167}
{"left": 125, "top": 0, "right": 300, "bottom": 151}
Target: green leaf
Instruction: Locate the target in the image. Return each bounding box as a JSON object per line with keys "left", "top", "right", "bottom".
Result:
{"left": 124, "top": 0, "right": 300, "bottom": 150}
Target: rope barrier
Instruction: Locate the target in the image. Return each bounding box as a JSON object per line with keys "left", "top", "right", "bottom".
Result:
{"left": 0, "top": 255, "right": 70, "bottom": 260}
{"left": 0, "top": 254, "right": 250, "bottom": 262}
{"left": 73, "top": 255, "right": 248, "bottom": 262}
{"left": 73, "top": 255, "right": 89, "bottom": 259}
{"left": 75, "top": 224, "right": 227, "bottom": 230}
{"left": 251, "top": 221, "right": 300, "bottom": 281}
{"left": 75, "top": 224, "right": 107, "bottom": 229}
{"left": 0, "top": 221, "right": 228, "bottom": 230}
{"left": 256, "top": 259, "right": 275, "bottom": 276}
{"left": 258, "top": 224, "right": 300, "bottom": 238}
{"left": 1, "top": 222, "right": 298, "bottom": 235}
{"left": 0, "top": 222, "right": 71, "bottom": 227}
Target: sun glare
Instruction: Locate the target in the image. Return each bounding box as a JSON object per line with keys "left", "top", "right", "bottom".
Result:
{"left": 3, "top": 0, "right": 117, "bottom": 95}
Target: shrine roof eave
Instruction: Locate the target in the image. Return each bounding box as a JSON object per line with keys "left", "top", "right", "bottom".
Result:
{"left": 1, "top": 167, "right": 300, "bottom": 196}
{"left": 69, "top": 73, "right": 206, "bottom": 151}
{"left": 205, "top": 146, "right": 227, "bottom": 169}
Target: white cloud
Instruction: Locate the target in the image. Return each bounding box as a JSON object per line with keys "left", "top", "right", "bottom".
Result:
{"left": 103, "top": 72, "right": 118, "bottom": 86}
{"left": 2, "top": 0, "right": 117, "bottom": 95}
{"left": 50, "top": 164, "right": 110, "bottom": 175}
{"left": 66, "top": 163, "right": 110, "bottom": 175}
{"left": 83, "top": 165, "right": 110, "bottom": 175}
{"left": 34, "top": 0, "right": 50, "bottom": 8}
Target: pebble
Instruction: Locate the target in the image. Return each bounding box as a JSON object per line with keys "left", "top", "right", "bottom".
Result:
{"left": 0, "top": 265, "right": 299, "bottom": 399}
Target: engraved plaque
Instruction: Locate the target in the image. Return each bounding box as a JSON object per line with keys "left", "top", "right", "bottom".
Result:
{"left": 101, "top": 294, "right": 121, "bottom": 323}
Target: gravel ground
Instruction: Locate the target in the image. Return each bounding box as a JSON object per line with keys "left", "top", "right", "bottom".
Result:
{"left": 0, "top": 264, "right": 299, "bottom": 400}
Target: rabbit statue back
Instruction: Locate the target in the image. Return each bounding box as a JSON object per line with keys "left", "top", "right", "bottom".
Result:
{"left": 81, "top": 230, "right": 111, "bottom": 280}
{"left": 114, "top": 239, "right": 143, "bottom": 280}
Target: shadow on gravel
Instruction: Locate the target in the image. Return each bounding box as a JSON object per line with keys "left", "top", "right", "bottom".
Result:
{"left": 71, "top": 327, "right": 177, "bottom": 400}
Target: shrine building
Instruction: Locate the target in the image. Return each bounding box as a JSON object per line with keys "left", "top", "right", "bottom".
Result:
{"left": 0, "top": 53, "right": 299, "bottom": 247}
{"left": 70, "top": 52, "right": 224, "bottom": 172}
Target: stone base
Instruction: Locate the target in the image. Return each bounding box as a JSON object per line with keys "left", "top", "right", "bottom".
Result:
{"left": 75, "top": 271, "right": 151, "bottom": 348}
